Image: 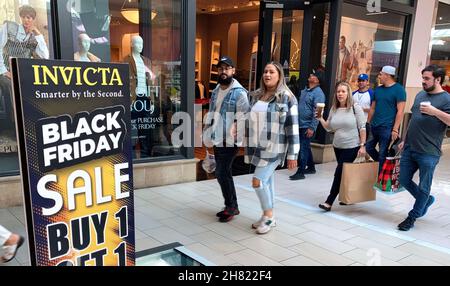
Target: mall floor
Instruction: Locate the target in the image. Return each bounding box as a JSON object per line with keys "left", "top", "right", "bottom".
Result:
{"left": 2, "top": 150, "right": 450, "bottom": 266}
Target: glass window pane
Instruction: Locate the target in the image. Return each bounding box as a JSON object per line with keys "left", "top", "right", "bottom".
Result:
{"left": 68, "top": 0, "right": 182, "bottom": 160}
{"left": 0, "top": 0, "right": 53, "bottom": 176}
{"left": 338, "top": 2, "right": 406, "bottom": 91}
{"left": 430, "top": 2, "right": 450, "bottom": 89}
{"left": 392, "top": 0, "right": 413, "bottom": 6}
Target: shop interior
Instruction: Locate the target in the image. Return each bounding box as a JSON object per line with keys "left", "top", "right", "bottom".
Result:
{"left": 194, "top": 0, "right": 308, "bottom": 179}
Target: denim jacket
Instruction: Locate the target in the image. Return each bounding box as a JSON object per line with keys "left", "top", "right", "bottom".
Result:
{"left": 203, "top": 79, "right": 249, "bottom": 146}
{"left": 298, "top": 86, "right": 325, "bottom": 131}
{"left": 244, "top": 89, "right": 300, "bottom": 167}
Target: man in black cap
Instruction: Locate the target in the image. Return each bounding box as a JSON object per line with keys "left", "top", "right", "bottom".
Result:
{"left": 203, "top": 56, "right": 249, "bottom": 222}
{"left": 290, "top": 69, "right": 325, "bottom": 180}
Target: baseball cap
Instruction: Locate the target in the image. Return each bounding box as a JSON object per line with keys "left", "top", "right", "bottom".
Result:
{"left": 358, "top": 74, "right": 369, "bottom": 81}
{"left": 381, "top": 66, "right": 396, "bottom": 76}
{"left": 311, "top": 69, "right": 324, "bottom": 84}
{"left": 218, "top": 56, "right": 234, "bottom": 67}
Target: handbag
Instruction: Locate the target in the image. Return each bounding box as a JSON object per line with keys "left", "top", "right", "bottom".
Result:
{"left": 202, "top": 149, "right": 216, "bottom": 174}
{"left": 339, "top": 156, "right": 378, "bottom": 204}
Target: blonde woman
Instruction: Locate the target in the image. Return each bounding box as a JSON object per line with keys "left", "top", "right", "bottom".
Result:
{"left": 245, "top": 62, "right": 300, "bottom": 234}
{"left": 317, "top": 81, "right": 367, "bottom": 211}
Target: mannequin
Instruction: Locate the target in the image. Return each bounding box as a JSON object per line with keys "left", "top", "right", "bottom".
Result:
{"left": 74, "top": 33, "right": 101, "bottom": 62}
{"left": 123, "top": 35, "right": 156, "bottom": 158}
{"left": 123, "top": 35, "right": 155, "bottom": 101}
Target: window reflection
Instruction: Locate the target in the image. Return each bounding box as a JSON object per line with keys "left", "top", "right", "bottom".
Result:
{"left": 0, "top": 0, "right": 52, "bottom": 175}
{"left": 338, "top": 3, "right": 406, "bottom": 91}
{"left": 69, "top": 0, "right": 182, "bottom": 160}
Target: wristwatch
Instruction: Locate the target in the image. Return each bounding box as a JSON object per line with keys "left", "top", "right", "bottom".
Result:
{"left": 360, "top": 143, "right": 366, "bottom": 147}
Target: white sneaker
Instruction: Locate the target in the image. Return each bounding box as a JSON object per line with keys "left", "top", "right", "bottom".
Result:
{"left": 1, "top": 235, "right": 24, "bottom": 263}
{"left": 251, "top": 216, "right": 265, "bottom": 229}
{"left": 256, "top": 217, "right": 276, "bottom": 234}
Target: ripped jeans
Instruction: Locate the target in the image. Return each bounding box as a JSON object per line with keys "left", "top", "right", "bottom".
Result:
{"left": 253, "top": 159, "right": 281, "bottom": 211}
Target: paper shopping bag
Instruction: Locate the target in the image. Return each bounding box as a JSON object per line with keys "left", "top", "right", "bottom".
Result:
{"left": 339, "top": 158, "right": 378, "bottom": 204}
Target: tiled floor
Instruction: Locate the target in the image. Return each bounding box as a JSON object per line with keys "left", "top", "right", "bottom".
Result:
{"left": 2, "top": 151, "right": 450, "bottom": 266}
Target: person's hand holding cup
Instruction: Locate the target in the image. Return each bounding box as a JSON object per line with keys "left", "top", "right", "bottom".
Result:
{"left": 315, "top": 103, "right": 325, "bottom": 119}
{"left": 420, "top": 101, "right": 438, "bottom": 117}
{"left": 420, "top": 101, "right": 431, "bottom": 110}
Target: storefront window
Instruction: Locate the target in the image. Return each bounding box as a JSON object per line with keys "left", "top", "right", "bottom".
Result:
{"left": 430, "top": 1, "right": 450, "bottom": 92}
{"left": 68, "top": 0, "right": 182, "bottom": 160}
{"left": 338, "top": 2, "right": 406, "bottom": 91}
{"left": 0, "top": 0, "right": 53, "bottom": 176}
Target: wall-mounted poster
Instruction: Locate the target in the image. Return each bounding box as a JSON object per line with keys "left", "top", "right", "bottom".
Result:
{"left": 11, "top": 58, "right": 135, "bottom": 266}
{"left": 338, "top": 17, "right": 377, "bottom": 90}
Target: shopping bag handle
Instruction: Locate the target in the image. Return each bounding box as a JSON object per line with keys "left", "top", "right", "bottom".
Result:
{"left": 388, "top": 138, "right": 402, "bottom": 158}
{"left": 353, "top": 155, "right": 374, "bottom": 164}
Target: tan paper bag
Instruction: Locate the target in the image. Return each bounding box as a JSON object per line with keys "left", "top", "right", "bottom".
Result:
{"left": 339, "top": 158, "right": 378, "bottom": 204}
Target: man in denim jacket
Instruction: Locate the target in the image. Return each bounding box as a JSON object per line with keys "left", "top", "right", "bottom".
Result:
{"left": 203, "top": 56, "right": 250, "bottom": 222}
{"left": 290, "top": 70, "right": 325, "bottom": 180}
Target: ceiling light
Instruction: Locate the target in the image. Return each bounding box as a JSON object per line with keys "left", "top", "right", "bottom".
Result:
{"left": 121, "top": 0, "right": 157, "bottom": 24}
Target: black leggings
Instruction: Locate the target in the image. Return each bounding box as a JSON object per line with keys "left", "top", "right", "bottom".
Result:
{"left": 325, "top": 147, "right": 359, "bottom": 205}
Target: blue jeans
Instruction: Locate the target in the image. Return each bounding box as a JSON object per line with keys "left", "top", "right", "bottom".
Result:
{"left": 253, "top": 160, "right": 281, "bottom": 211}
{"left": 399, "top": 147, "right": 440, "bottom": 219}
{"left": 366, "top": 125, "right": 392, "bottom": 174}
{"left": 296, "top": 128, "right": 315, "bottom": 174}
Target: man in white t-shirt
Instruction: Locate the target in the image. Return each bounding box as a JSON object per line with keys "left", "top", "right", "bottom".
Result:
{"left": 203, "top": 56, "right": 249, "bottom": 223}
{"left": 352, "top": 74, "right": 373, "bottom": 118}
{"left": 352, "top": 74, "right": 373, "bottom": 141}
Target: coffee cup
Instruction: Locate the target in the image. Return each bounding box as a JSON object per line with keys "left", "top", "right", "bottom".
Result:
{"left": 316, "top": 103, "right": 325, "bottom": 118}
{"left": 420, "top": 101, "right": 431, "bottom": 113}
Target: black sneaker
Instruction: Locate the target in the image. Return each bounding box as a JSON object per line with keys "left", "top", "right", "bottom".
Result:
{"left": 289, "top": 173, "right": 305, "bottom": 180}
{"left": 398, "top": 216, "right": 416, "bottom": 231}
{"left": 216, "top": 207, "right": 240, "bottom": 218}
{"left": 304, "top": 168, "right": 316, "bottom": 174}
{"left": 219, "top": 214, "right": 235, "bottom": 222}
{"left": 216, "top": 208, "right": 226, "bottom": 217}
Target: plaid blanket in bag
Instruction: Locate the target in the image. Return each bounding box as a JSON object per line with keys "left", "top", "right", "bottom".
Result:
{"left": 373, "top": 156, "right": 406, "bottom": 194}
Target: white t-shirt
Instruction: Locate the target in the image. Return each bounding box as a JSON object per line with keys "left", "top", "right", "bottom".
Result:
{"left": 251, "top": 100, "right": 269, "bottom": 113}
{"left": 215, "top": 84, "right": 233, "bottom": 113}
{"left": 249, "top": 100, "right": 269, "bottom": 147}
{"left": 352, "top": 90, "right": 372, "bottom": 119}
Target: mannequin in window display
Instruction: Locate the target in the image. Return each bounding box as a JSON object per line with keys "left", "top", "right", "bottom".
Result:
{"left": 69, "top": 0, "right": 110, "bottom": 59}
{"left": 73, "top": 33, "right": 100, "bottom": 62}
{"left": 0, "top": 5, "right": 49, "bottom": 153}
{"left": 123, "top": 35, "right": 157, "bottom": 158}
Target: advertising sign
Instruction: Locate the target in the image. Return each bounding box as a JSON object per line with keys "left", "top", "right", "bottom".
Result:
{"left": 11, "top": 58, "right": 135, "bottom": 266}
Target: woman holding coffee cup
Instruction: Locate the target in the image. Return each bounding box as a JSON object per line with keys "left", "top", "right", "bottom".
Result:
{"left": 316, "top": 81, "right": 367, "bottom": 211}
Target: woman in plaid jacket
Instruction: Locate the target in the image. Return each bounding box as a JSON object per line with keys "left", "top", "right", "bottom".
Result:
{"left": 244, "top": 62, "right": 300, "bottom": 234}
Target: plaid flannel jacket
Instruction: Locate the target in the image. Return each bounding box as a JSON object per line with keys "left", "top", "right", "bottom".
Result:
{"left": 244, "top": 89, "right": 300, "bottom": 167}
